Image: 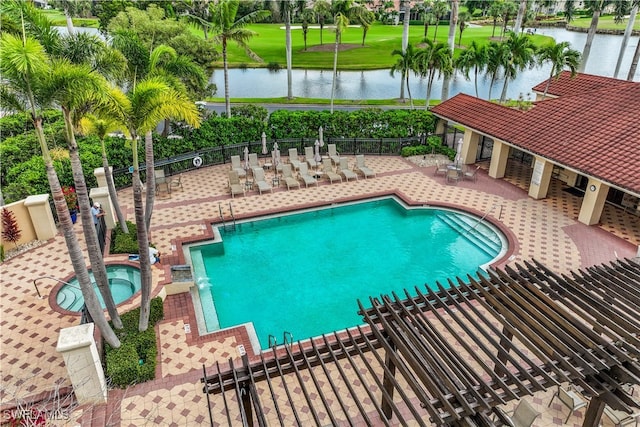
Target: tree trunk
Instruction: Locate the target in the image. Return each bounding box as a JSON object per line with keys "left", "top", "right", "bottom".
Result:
{"left": 614, "top": 5, "right": 637, "bottom": 78}
{"left": 628, "top": 35, "right": 640, "bottom": 81}
{"left": 64, "top": 9, "right": 75, "bottom": 35}
{"left": 36, "top": 116, "right": 119, "bottom": 347}
{"left": 441, "top": 0, "right": 458, "bottom": 102}
{"left": 330, "top": 32, "right": 340, "bottom": 114}
{"left": 399, "top": 0, "right": 410, "bottom": 100}
{"left": 286, "top": 9, "right": 293, "bottom": 100}
{"left": 144, "top": 130, "right": 155, "bottom": 233}
{"left": 579, "top": 8, "right": 601, "bottom": 73}
{"left": 131, "top": 138, "right": 152, "bottom": 332}
{"left": 102, "top": 147, "right": 128, "bottom": 234}
{"left": 223, "top": 38, "right": 231, "bottom": 117}
{"left": 500, "top": 75, "right": 510, "bottom": 102}
{"left": 513, "top": 0, "right": 527, "bottom": 34}
{"left": 62, "top": 110, "right": 122, "bottom": 330}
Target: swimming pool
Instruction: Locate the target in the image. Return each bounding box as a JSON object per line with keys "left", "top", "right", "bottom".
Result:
{"left": 189, "top": 197, "right": 506, "bottom": 350}
{"left": 56, "top": 265, "right": 141, "bottom": 312}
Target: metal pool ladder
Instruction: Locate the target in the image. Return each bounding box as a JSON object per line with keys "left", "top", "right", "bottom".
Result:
{"left": 218, "top": 202, "right": 237, "bottom": 232}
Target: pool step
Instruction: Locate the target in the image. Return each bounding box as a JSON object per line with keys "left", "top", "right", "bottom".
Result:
{"left": 437, "top": 212, "right": 501, "bottom": 257}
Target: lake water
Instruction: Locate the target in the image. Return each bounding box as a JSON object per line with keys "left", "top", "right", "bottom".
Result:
{"left": 209, "top": 28, "right": 639, "bottom": 101}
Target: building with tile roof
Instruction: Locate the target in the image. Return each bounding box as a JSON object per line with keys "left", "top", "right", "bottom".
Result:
{"left": 430, "top": 72, "right": 640, "bottom": 226}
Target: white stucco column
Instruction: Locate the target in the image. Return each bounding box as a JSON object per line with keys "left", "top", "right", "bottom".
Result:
{"left": 578, "top": 179, "right": 610, "bottom": 226}
{"left": 461, "top": 131, "right": 480, "bottom": 165}
{"left": 89, "top": 187, "right": 116, "bottom": 229}
{"left": 528, "top": 156, "right": 554, "bottom": 200}
{"left": 93, "top": 167, "right": 111, "bottom": 188}
{"left": 23, "top": 194, "right": 57, "bottom": 241}
{"left": 488, "top": 140, "right": 510, "bottom": 179}
{"left": 56, "top": 323, "right": 107, "bottom": 405}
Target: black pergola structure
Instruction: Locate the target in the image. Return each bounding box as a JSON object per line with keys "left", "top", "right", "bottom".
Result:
{"left": 202, "top": 258, "right": 640, "bottom": 426}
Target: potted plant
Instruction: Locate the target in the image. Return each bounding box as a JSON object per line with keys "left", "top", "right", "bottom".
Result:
{"left": 62, "top": 186, "right": 78, "bottom": 223}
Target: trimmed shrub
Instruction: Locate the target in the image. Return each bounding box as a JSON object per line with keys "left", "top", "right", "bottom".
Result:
{"left": 111, "top": 221, "right": 138, "bottom": 254}
{"left": 105, "top": 343, "right": 139, "bottom": 387}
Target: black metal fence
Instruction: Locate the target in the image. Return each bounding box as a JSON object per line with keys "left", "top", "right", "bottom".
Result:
{"left": 111, "top": 136, "right": 430, "bottom": 189}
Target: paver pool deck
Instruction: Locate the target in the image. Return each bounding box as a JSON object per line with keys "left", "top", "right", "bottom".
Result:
{"left": 1, "top": 156, "right": 638, "bottom": 426}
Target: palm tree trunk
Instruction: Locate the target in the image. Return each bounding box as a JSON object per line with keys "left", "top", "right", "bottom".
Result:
{"left": 441, "top": 0, "right": 458, "bottom": 102}
{"left": 513, "top": 0, "right": 527, "bottom": 34}
{"left": 500, "top": 75, "right": 510, "bottom": 102}
{"left": 473, "top": 67, "right": 479, "bottom": 98}
{"left": 425, "top": 72, "right": 435, "bottom": 110}
{"left": 144, "top": 130, "right": 155, "bottom": 233}
{"left": 330, "top": 33, "right": 340, "bottom": 114}
{"left": 131, "top": 138, "right": 152, "bottom": 332}
{"left": 64, "top": 9, "right": 75, "bottom": 35}
{"left": 36, "top": 116, "right": 119, "bottom": 347}
{"left": 399, "top": 70, "right": 406, "bottom": 101}
{"left": 614, "top": 5, "right": 637, "bottom": 78}
{"left": 406, "top": 72, "right": 413, "bottom": 109}
{"left": 628, "top": 36, "right": 640, "bottom": 81}
{"left": 399, "top": 1, "right": 410, "bottom": 100}
{"left": 579, "top": 7, "right": 601, "bottom": 73}
{"left": 62, "top": 110, "right": 122, "bottom": 330}
{"left": 102, "top": 147, "right": 128, "bottom": 234}
{"left": 286, "top": 9, "right": 293, "bottom": 100}
{"left": 223, "top": 38, "right": 231, "bottom": 117}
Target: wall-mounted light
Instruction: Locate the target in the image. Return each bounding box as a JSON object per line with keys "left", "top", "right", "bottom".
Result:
{"left": 589, "top": 184, "right": 597, "bottom": 192}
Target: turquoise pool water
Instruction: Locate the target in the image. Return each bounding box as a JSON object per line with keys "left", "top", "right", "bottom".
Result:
{"left": 56, "top": 265, "right": 141, "bottom": 312}
{"left": 190, "top": 198, "right": 505, "bottom": 349}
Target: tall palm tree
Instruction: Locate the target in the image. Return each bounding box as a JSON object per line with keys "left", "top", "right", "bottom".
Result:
{"left": 432, "top": 0, "right": 449, "bottom": 41}
{"left": 441, "top": 0, "right": 459, "bottom": 101}
{"left": 500, "top": 1, "right": 518, "bottom": 38}
{"left": 513, "top": 0, "right": 528, "bottom": 34}
{"left": 485, "top": 40, "right": 510, "bottom": 100}
{"left": 499, "top": 32, "right": 537, "bottom": 102}
{"left": 614, "top": 1, "right": 639, "bottom": 78}
{"left": 579, "top": 0, "right": 607, "bottom": 73}
{"left": 628, "top": 36, "right": 640, "bottom": 80}
{"left": 208, "top": 0, "right": 270, "bottom": 117}
{"left": 313, "top": 0, "right": 332, "bottom": 46}
{"left": 390, "top": 43, "right": 417, "bottom": 107}
{"left": 300, "top": 7, "right": 315, "bottom": 51}
{"left": 359, "top": 10, "right": 375, "bottom": 46}
{"left": 537, "top": 40, "right": 581, "bottom": 99}
{"left": 279, "top": 0, "right": 295, "bottom": 100}
{"left": 399, "top": 0, "right": 412, "bottom": 100}
{"left": 42, "top": 60, "right": 124, "bottom": 330}
{"left": 487, "top": 1, "right": 503, "bottom": 38}
{"left": 0, "top": 33, "right": 120, "bottom": 347}
{"left": 457, "top": 11, "right": 472, "bottom": 47}
{"left": 79, "top": 112, "right": 130, "bottom": 234}
{"left": 123, "top": 78, "right": 201, "bottom": 331}
{"left": 455, "top": 40, "right": 488, "bottom": 97}
{"left": 415, "top": 38, "right": 453, "bottom": 109}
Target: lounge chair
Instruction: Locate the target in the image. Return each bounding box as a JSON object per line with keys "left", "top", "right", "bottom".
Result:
{"left": 463, "top": 165, "right": 480, "bottom": 182}
{"left": 298, "top": 163, "right": 318, "bottom": 187}
{"left": 252, "top": 167, "right": 272, "bottom": 194}
{"left": 248, "top": 153, "right": 260, "bottom": 171}
{"left": 281, "top": 164, "right": 301, "bottom": 190}
{"left": 496, "top": 400, "right": 541, "bottom": 427}
{"left": 338, "top": 157, "right": 358, "bottom": 181}
{"left": 327, "top": 144, "right": 340, "bottom": 165}
{"left": 228, "top": 170, "right": 245, "bottom": 198}
{"left": 230, "top": 155, "right": 247, "bottom": 178}
{"left": 322, "top": 158, "right": 342, "bottom": 184}
{"left": 354, "top": 155, "right": 376, "bottom": 179}
{"left": 170, "top": 174, "right": 183, "bottom": 192}
{"left": 548, "top": 386, "right": 587, "bottom": 423}
{"left": 604, "top": 406, "right": 640, "bottom": 427}
{"left": 304, "top": 146, "right": 318, "bottom": 169}
{"left": 288, "top": 148, "right": 302, "bottom": 171}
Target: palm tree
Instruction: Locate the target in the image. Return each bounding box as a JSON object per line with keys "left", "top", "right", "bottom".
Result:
{"left": 455, "top": 40, "right": 488, "bottom": 97}
{"left": 300, "top": 7, "right": 315, "bottom": 51}
{"left": 208, "top": 0, "right": 270, "bottom": 117}
{"left": 537, "top": 40, "right": 581, "bottom": 99}
{"left": 457, "top": 11, "right": 472, "bottom": 47}
{"left": 0, "top": 33, "right": 120, "bottom": 348}
{"left": 441, "top": 0, "right": 459, "bottom": 101}
{"left": 487, "top": 1, "right": 503, "bottom": 38}
{"left": 415, "top": 38, "right": 453, "bottom": 109}
{"left": 513, "top": 0, "right": 528, "bottom": 34}
{"left": 485, "top": 41, "right": 510, "bottom": 100}
{"left": 390, "top": 43, "right": 417, "bottom": 107}
{"left": 359, "top": 10, "right": 375, "bottom": 46}
{"left": 399, "top": 0, "right": 412, "bottom": 100}
{"left": 500, "top": 1, "right": 518, "bottom": 38}
{"left": 80, "top": 113, "right": 130, "bottom": 234}
{"left": 564, "top": 0, "right": 576, "bottom": 23}
{"left": 418, "top": 0, "right": 435, "bottom": 38}
{"left": 313, "top": 0, "right": 331, "bottom": 46}
{"left": 279, "top": 0, "right": 295, "bottom": 100}
{"left": 42, "top": 60, "right": 124, "bottom": 330}
{"left": 123, "top": 78, "right": 201, "bottom": 331}
{"left": 499, "top": 32, "right": 537, "bottom": 102}
{"left": 579, "top": 0, "right": 607, "bottom": 73}
{"left": 432, "top": 0, "right": 449, "bottom": 41}
{"left": 614, "top": 1, "right": 639, "bottom": 78}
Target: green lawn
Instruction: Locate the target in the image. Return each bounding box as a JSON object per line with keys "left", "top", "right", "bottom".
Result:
{"left": 42, "top": 9, "right": 100, "bottom": 28}
{"left": 570, "top": 15, "right": 640, "bottom": 31}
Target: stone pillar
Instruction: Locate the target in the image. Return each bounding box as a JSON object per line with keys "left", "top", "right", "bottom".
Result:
{"left": 23, "top": 194, "right": 57, "bottom": 241}
{"left": 461, "top": 131, "right": 480, "bottom": 165}
{"left": 56, "top": 323, "right": 107, "bottom": 405}
{"left": 564, "top": 170, "right": 578, "bottom": 187}
{"left": 434, "top": 119, "right": 446, "bottom": 135}
{"left": 89, "top": 187, "right": 116, "bottom": 229}
{"left": 528, "top": 156, "right": 554, "bottom": 200}
{"left": 488, "top": 140, "right": 510, "bottom": 179}
{"left": 578, "top": 179, "right": 610, "bottom": 226}
{"left": 93, "top": 167, "right": 111, "bottom": 188}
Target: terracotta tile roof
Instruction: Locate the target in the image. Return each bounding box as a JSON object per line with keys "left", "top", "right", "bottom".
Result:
{"left": 431, "top": 78, "right": 640, "bottom": 195}
{"left": 531, "top": 71, "right": 629, "bottom": 97}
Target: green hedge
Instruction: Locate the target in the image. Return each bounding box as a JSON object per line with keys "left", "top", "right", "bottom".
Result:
{"left": 401, "top": 136, "right": 456, "bottom": 159}
{"left": 111, "top": 221, "right": 138, "bottom": 254}
{"left": 105, "top": 297, "right": 164, "bottom": 388}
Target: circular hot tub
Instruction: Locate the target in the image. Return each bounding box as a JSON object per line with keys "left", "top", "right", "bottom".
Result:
{"left": 56, "top": 265, "right": 141, "bottom": 312}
